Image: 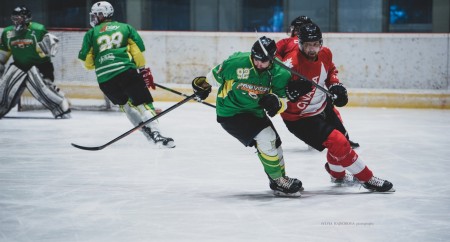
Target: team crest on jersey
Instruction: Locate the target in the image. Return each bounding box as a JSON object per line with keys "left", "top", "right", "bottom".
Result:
{"left": 11, "top": 38, "right": 33, "bottom": 48}
{"left": 99, "top": 53, "right": 115, "bottom": 64}
{"left": 283, "top": 58, "right": 294, "bottom": 68}
{"left": 236, "top": 83, "right": 269, "bottom": 99}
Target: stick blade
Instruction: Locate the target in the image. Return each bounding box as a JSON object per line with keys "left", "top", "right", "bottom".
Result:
{"left": 71, "top": 143, "right": 104, "bottom": 151}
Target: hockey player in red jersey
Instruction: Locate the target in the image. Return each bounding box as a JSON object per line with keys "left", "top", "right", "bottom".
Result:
{"left": 281, "top": 23, "right": 394, "bottom": 192}
{"left": 276, "top": 15, "right": 312, "bottom": 60}
{"left": 276, "top": 16, "right": 360, "bottom": 149}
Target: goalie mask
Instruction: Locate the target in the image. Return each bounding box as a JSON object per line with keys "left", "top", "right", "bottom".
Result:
{"left": 11, "top": 6, "right": 32, "bottom": 32}
{"left": 90, "top": 1, "right": 114, "bottom": 27}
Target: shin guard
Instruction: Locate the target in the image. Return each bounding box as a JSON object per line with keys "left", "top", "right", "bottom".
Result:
{"left": 255, "top": 126, "right": 284, "bottom": 179}
{"left": 121, "top": 101, "right": 160, "bottom": 141}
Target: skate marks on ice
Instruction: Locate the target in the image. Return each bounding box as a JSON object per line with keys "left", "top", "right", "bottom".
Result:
{"left": 299, "top": 185, "right": 392, "bottom": 198}
{"left": 216, "top": 185, "right": 387, "bottom": 201}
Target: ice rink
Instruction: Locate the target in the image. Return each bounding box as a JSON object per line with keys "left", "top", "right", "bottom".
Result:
{"left": 1, "top": 101, "right": 449, "bottom": 242}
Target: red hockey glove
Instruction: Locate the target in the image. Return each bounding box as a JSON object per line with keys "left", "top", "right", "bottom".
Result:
{"left": 139, "top": 67, "right": 155, "bottom": 90}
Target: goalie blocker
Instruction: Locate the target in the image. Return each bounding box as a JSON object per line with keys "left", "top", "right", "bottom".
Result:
{"left": 0, "top": 64, "right": 71, "bottom": 118}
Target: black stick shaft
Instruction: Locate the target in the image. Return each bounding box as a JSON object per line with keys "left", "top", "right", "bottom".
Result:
{"left": 71, "top": 94, "right": 196, "bottom": 151}
{"left": 155, "top": 83, "right": 216, "bottom": 108}
{"left": 272, "top": 59, "right": 336, "bottom": 98}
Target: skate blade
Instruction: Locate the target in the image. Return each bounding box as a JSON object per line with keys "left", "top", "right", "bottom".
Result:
{"left": 386, "top": 187, "right": 396, "bottom": 192}
{"left": 154, "top": 141, "right": 176, "bottom": 149}
{"left": 363, "top": 187, "right": 396, "bottom": 193}
{"left": 273, "top": 190, "right": 302, "bottom": 197}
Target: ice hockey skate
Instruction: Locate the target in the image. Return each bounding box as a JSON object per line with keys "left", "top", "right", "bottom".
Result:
{"left": 142, "top": 127, "right": 175, "bottom": 148}
{"left": 349, "top": 140, "right": 360, "bottom": 149}
{"left": 325, "top": 163, "right": 360, "bottom": 186}
{"left": 55, "top": 109, "right": 72, "bottom": 119}
{"left": 362, "top": 176, "right": 395, "bottom": 192}
{"left": 269, "top": 176, "right": 302, "bottom": 197}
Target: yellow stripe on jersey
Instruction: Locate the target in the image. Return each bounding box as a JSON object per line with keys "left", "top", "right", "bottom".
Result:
{"left": 218, "top": 80, "right": 235, "bottom": 99}
{"left": 128, "top": 38, "right": 146, "bottom": 68}
{"left": 83, "top": 48, "right": 95, "bottom": 70}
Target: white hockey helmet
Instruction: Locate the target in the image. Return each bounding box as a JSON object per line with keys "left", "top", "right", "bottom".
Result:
{"left": 89, "top": 1, "right": 114, "bottom": 27}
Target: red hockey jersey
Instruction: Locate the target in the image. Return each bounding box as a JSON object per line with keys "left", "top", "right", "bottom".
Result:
{"left": 275, "top": 36, "right": 298, "bottom": 60}
{"left": 280, "top": 46, "right": 340, "bottom": 121}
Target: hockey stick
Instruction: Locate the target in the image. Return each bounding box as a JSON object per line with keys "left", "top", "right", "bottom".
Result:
{"left": 155, "top": 83, "right": 216, "bottom": 108}
{"left": 71, "top": 94, "right": 196, "bottom": 151}
{"left": 256, "top": 36, "right": 336, "bottom": 99}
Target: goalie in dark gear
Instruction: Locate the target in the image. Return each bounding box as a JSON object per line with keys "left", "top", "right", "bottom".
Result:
{"left": 0, "top": 6, "right": 70, "bottom": 119}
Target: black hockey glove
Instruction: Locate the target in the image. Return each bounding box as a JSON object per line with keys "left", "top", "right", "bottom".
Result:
{"left": 286, "top": 78, "right": 313, "bottom": 102}
{"left": 329, "top": 83, "right": 348, "bottom": 107}
{"left": 259, "top": 93, "right": 282, "bottom": 117}
{"left": 192, "top": 76, "right": 212, "bottom": 100}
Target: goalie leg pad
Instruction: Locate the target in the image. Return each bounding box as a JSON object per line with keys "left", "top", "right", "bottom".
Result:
{"left": 0, "top": 64, "right": 28, "bottom": 118}
{"left": 25, "top": 66, "right": 70, "bottom": 118}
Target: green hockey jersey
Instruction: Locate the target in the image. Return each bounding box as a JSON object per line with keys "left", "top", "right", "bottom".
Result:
{"left": 0, "top": 22, "right": 50, "bottom": 70}
{"left": 78, "top": 21, "right": 146, "bottom": 83}
{"left": 208, "top": 52, "right": 291, "bottom": 118}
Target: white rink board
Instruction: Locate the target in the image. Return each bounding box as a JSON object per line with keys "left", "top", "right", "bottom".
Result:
{"left": 47, "top": 31, "right": 449, "bottom": 90}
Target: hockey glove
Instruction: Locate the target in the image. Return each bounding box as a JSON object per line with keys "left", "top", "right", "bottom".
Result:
{"left": 286, "top": 78, "right": 313, "bottom": 102}
{"left": 259, "top": 93, "right": 282, "bottom": 117}
{"left": 192, "top": 76, "right": 211, "bottom": 100}
{"left": 329, "top": 83, "right": 348, "bottom": 107}
{"left": 139, "top": 67, "right": 155, "bottom": 90}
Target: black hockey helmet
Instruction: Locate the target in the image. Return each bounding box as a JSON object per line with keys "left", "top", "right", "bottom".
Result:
{"left": 298, "top": 23, "right": 322, "bottom": 44}
{"left": 290, "top": 15, "right": 312, "bottom": 37}
{"left": 251, "top": 36, "right": 277, "bottom": 62}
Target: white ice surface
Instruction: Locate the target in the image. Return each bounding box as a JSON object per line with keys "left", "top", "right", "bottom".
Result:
{"left": 1, "top": 103, "right": 450, "bottom": 242}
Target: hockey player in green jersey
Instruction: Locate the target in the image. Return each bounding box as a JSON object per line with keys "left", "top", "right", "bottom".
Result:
{"left": 192, "top": 36, "right": 312, "bottom": 197}
{"left": 0, "top": 6, "right": 70, "bottom": 119}
{"left": 78, "top": 1, "right": 175, "bottom": 148}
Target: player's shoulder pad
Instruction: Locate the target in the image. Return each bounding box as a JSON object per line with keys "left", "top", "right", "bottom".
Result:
{"left": 29, "top": 22, "right": 47, "bottom": 31}
{"left": 319, "top": 46, "right": 333, "bottom": 61}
